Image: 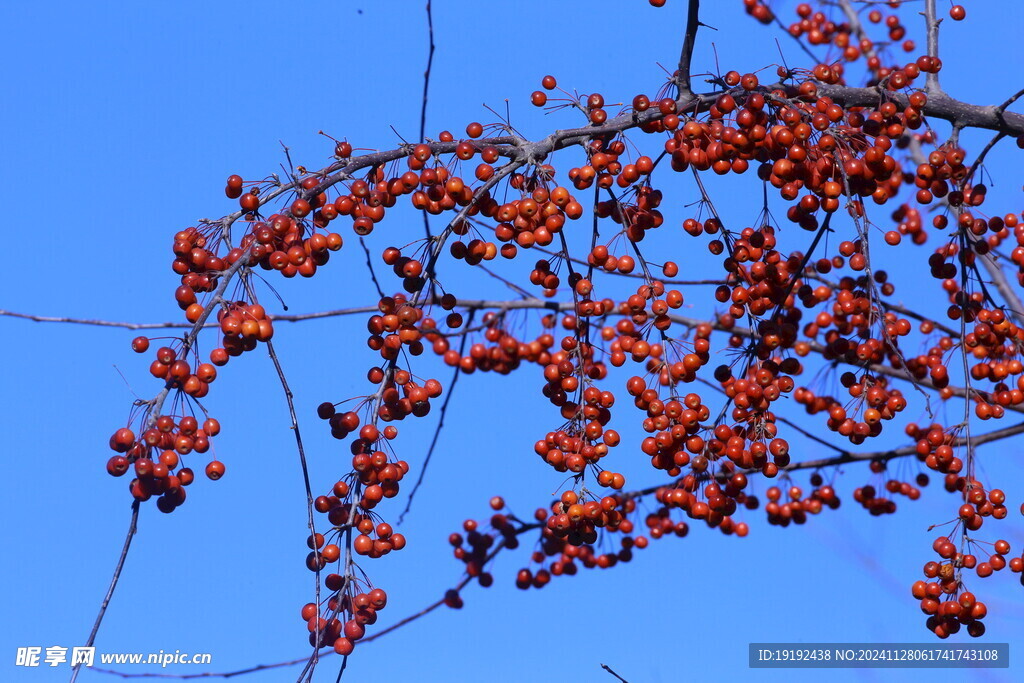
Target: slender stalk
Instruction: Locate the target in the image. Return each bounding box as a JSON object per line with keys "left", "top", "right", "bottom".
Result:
{"left": 923, "top": 0, "right": 941, "bottom": 93}
{"left": 70, "top": 502, "right": 140, "bottom": 683}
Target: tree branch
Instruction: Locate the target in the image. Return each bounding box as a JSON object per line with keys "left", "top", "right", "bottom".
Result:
{"left": 836, "top": 0, "right": 879, "bottom": 68}
{"left": 675, "top": 0, "right": 701, "bottom": 96}
{"left": 257, "top": 325, "right": 322, "bottom": 678}
{"left": 92, "top": 520, "right": 542, "bottom": 679}
{"left": 397, "top": 310, "right": 475, "bottom": 523}
{"left": 907, "top": 136, "right": 1024, "bottom": 329}
{"left": 923, "top": 0, "right": 941, "bottom": 94}
{"left": 5, "top": 291, "right": 1007, "bottom": 413}
{"left": 601, "top": 664, "right": 630, "bottom": 683}
{"left": 88, "top": 407, "right": 1024, "bottom": 681}
{"left": 760, "top": 419, "right": 1024, "bottom": 474}
{"left": 70, "top": 501, "right": 140, "bottom": 683}
{"left": 0, "top": 310, "right": 202, "bottom": 329}
{"left": 997, "top": 86, "right": 1024, "bottom": 113}
{"left": 813, "top": 83, "right": 1024, "bottom": 136}
{"left": 419, "top": 0, "right": 435, "bottom": 245}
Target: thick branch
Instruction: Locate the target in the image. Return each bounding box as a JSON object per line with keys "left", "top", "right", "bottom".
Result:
{"left": 761, "top": 419, "right": 1024, "bottom": 474}
{"left": 295, "top": 82, "right": 1024, "bottom": 212}
{"left": 813, "top": 84, "right": 1024, "bottom": 137}
{"left": 621, "top": 420, "right": 1024, "bottom": 500}
{"left": 675, "top": 0, "right": 701, "bottom": 96}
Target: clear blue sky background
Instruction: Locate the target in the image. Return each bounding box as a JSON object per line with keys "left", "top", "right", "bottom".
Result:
{"left": 1, "top": 1, "right": 1022, "bottom": 681}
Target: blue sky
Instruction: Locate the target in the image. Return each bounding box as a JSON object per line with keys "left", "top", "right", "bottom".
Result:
{"left": 1, "top": 1, "right": 1022, "bottom": 681}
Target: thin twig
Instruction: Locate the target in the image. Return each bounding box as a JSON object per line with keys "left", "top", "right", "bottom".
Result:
{"left": 70, "top": 501, "right": 140, "bottom": 683}
{"left": 6, "top": 292, "right": 1008, "bottom": 415}
{"left": 359, "top": 237, "right": 385, "bottom": 299}
{"left": 88, "top": 408, "right": 1024, "bottom": 681}
{"left": 964, "top": 131, "right": 1005, "bottom": 186}
{"left": 770, "top": 16, "right": 819, "bottom": 63}
{"left": 836, "top": 0, "right": 880, "bottom": 69}
{"left": 0, "top": 310, "right": 203, "bottom": 329}
{"left": 419, "top": 0, "right": 435, "bottom": 247}
{"left": 601, "top": 664, "right": 630, "bottom": 683}
{"left": 93, "top": 521, "right": 542, "bottom": 679}
{"left": 996, "top": 86, "right": 1024, "bottom": 113}
{"left": 397, "top": 309, "right": 476, "bottom": 523}
{"left": 907, "top": 136, "right": 1024, "bottom": 329}
{"left": 246, "top": 280, "right": 323, "bottom": 682}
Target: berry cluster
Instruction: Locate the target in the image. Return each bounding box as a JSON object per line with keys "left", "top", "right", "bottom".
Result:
{"left": 301, "top": 585, "right": 389, "bottom": 656}
{"left": 106, "top": 413, "right": 222, "bottom": 512}
{"left": 103, "top": 0, "right": 1024, "bottom": 659}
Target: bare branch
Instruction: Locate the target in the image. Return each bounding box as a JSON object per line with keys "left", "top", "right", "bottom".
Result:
{"left": 997, "top": 86, "right": 1024, "bottom": 113}
{"left": 601, "top": 664, "right": 630, "bottom": 683}
{"left": 88, "top": 408, "right": 1024, "bottom": 681}
{"left": 5, "top": 291, "right": 1006, "bottom": 413}
{"left": 93, "top": 520, "right": 543, "bottom": 679}
{"left": 0, "top": 307, "right": 383, "bottom": 329}
{"left": 248, "top": 276, "right": 323, "bottom": 679}
{"left": 359, "top": 236, "right": 386, "bottom": 299}
{"left": 70, "top": 502, "right": 140, "bottom": 683}
{"left": 907, "top": 136, "right": 1024, "bottom": 329}
{"left": 419, "top": 0, "right": 435, "bottom": 244}
{"left": 961, "top": 130, "right": 1006, "bottom": 194}
{"left": 73, "top": 3, "right": 1024, "bottom": 679}
{"left": 923, "top": 0, "right": 941, "bottom": 93}
{"left": 836, "top": 0, "right": 879, "bottom": 67}
{"left": 766, "top": 420, "right": 1024, "bottom": 474}
{"left": 397, "top": 310, "right": 475, "bottom": 523}
{"left": 619, "top": 419, "right": 1024, "bottom": 501}
{"left": 0, "top": 310, "right": 199, "bottom": 330}
{"left": 675, "top": 0, "right": 701, "bottom": 96}
{"left": 813, "top": 82, "right": 1024, "bottom": 136}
